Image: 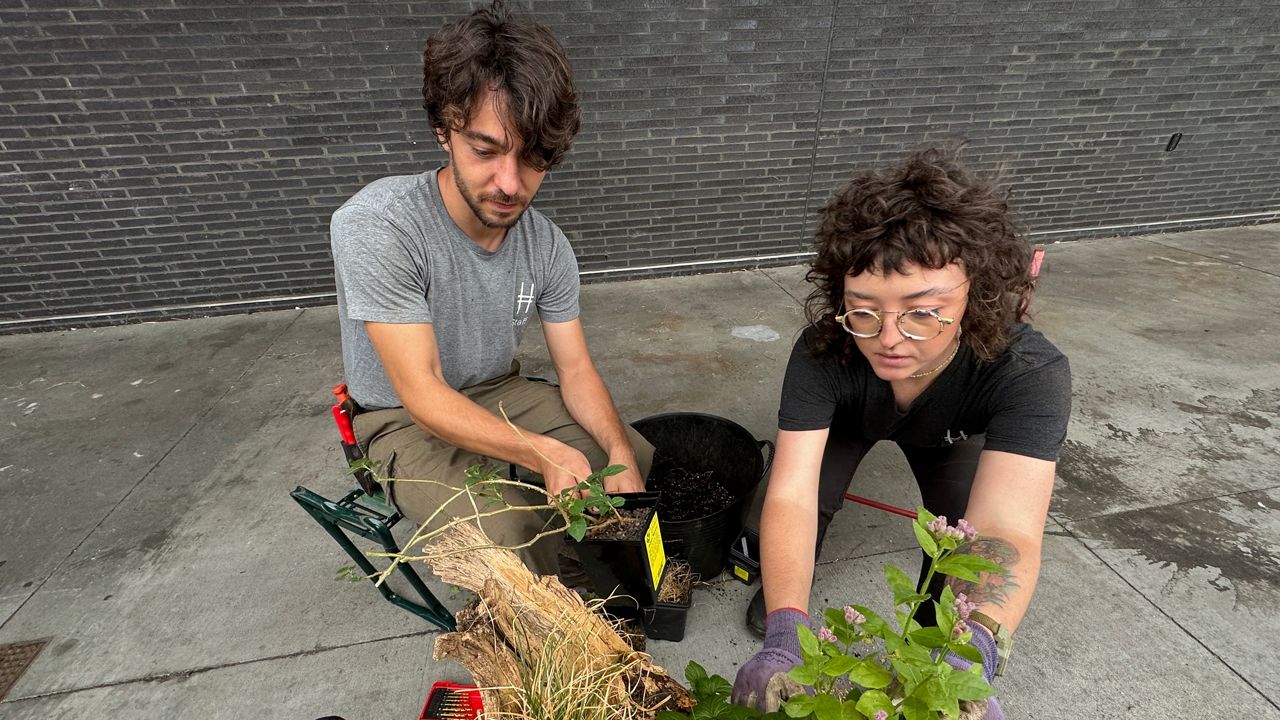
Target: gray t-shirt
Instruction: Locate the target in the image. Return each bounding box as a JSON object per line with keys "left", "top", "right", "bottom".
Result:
{"left": 331, "top": 168, "right": 580, "bottom": 410}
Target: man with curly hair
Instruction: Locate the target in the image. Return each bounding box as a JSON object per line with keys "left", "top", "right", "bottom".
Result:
{"left": 733, "top": 147, "right": 1071, "bottom": 718}
{"left": 330, "top": 1, "right": 652, "bottom": 578}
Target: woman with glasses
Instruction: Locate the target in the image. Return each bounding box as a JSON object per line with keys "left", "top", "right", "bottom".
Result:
{"left": 732, "top": 147, "right": 1071, "bottom": 719}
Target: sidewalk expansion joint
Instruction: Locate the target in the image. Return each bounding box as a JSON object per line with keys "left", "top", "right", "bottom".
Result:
{"left": 0, "top": 628, "right": 437, "bottom": 706}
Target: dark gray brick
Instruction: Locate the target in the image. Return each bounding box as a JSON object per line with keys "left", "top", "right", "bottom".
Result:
{"left": 3, "top": 0, "right": 1278, "bottom": 331}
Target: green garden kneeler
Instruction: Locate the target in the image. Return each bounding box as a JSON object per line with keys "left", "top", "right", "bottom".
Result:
{"left": 290, "top": 484, "right": 456, "bottom": 631}
{"left": 290, "top": 382, "right": 454, "bottom": 631}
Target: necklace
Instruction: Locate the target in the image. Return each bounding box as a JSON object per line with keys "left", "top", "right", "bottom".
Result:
{"left": 908, "top": 338, "right": 961, "bottom": 379}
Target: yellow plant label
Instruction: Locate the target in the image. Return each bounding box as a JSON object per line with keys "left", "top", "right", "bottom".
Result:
{"left": 645, "top": 512, "right": 666, "bottom": 590}
{"left": 734, "top": 565, "right": 749, "bottom": 582}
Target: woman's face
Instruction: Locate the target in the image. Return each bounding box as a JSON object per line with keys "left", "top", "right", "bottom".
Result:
{"left": 841, "top": 261, "right": 969, "bottom": 383}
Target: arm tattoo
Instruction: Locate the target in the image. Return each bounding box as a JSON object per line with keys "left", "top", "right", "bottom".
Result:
{"left": 946, "top": 536, "right": 1021, "bottom": 609}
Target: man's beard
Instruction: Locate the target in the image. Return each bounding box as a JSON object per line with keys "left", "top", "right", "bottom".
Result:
{"left": 452, "top": 162, "right": 528, "bottom": 230}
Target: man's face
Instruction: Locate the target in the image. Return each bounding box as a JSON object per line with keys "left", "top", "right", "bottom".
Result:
{"left": 842, "top": 261, "right": 969, "bottom": 383}
{"left": 439, "top": 91, "right": 548, "bottom": 233}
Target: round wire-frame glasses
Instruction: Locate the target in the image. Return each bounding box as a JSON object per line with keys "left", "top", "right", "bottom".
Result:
{"left": 834, "top": 306, "right": 956, "bottom": 340}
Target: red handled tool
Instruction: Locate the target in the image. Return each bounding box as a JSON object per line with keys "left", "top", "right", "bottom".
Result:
{"left": 331, "top": 405, "right": 357, "bottom": 446}
{"left": 844, "top": 493, "right": 918, "bottom": 520}
{"left": 329, "top": 383, "right": 381, "bottom": 496}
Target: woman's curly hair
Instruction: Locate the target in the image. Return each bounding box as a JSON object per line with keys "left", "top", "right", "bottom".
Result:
{"left": 422, "top": 0, "right": 581, "bottom": 171}
{"left": 804, "top": 145, "right": 1034, "bottom": 362}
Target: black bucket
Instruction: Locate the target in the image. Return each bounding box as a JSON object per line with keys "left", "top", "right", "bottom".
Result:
{"left": 632, "top": 413, "right": 773, "bottom": 579}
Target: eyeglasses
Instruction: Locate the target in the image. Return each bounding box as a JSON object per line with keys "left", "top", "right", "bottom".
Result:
{"left": 834, "top": 306, "right": 956, "bottom": 340}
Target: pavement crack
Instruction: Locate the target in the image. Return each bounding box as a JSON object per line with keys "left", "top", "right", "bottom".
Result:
{"left": 757, "top": 267, "right": 808, "bottom": 307}
{"left": 1141, "top": 237, "right": 1280, "bottom": 280}
{"left": 0, "top": 629, "right": 438, "bottom": 705}
{"left": 0, "top": 311, "right": 307, "bottom": 632}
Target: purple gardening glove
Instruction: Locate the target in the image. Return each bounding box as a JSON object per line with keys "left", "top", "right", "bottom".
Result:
{"left": 945, "top": 620, "right": 1005, "bottom": 720}
{"left": 731, "top": 608, "right": 810, "bottom": 712}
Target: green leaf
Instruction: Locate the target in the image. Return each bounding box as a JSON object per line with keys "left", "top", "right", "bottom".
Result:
{"left": 950, "top": 643, "right": 983, "bottom": 664}
{"left": 915, "top": 506, "right": 937, "bottom": 526}
{"left": 898, "top": 641, "right": 935, "bottom": 665}
{"left": 907, "top": 626, "right": 948, "bottom": 649}
{"left": 821, "top": 654, "right": 861, "bottom": 677}
{"left": 848, "top": 658, "right": 893, "bottom": 689}
{"left": 812, "top": 694, "right": 844, "bottom": 720}
{"left": 900, "top": 696, "right": 931, "bottom": 720}
{"left": 593, "top": 463, "right": 628, "bottom": 478}
{"left": 883, "top": 564, "right": 917, "bottom": 606}
{"left": 890, "top": 657, "right": 925, "bottom": 689}
{"left": 783, "top": 694, "right": 815, "bottom": 717}
{"left": 656, "top": 712, "right": 689, "bottom": 720}
{"left": 705, "top": 674, "right": 734, "bottom": 698}
{"left": 914, "top": 676, "right": 951, "bottom": 712}
{"left": 840, "top": 699, "right": 867, "bottom": 719}
{"left": 946, "top": 664, "right": 995, "bottom": 701}
{"left": 567, "top": 517, "right": 588, "bottom": 542}
{"left": 789, "top": 663, "right": 821, "bottom": 686}
{"left": 935, "top": 553, "right": 1004, "bottom": 580}
{"left": 912, "top": 520, "right": 939, "bottom": 559}
{"left": 797, "top": 624, "right": 821, "bottom": 657}
{"left": 854, "top": 690, "right": 893, "bottom": 719}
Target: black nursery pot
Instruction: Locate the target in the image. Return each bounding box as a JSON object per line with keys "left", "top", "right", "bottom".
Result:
{"left": 644, "top": 599, "right": 690, "bottom": 642}
{"left": 570, "top": 491, "right": 667, "bottom": 607}
{"left": 643, "top": 539, "right": 692, "bottom": 643}
{"left": 632, "top": 413, "right": 773, "bottom": 580}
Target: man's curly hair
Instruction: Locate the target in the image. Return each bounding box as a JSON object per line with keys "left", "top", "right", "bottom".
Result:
{"left": 804, "top": 146, "right": 1034, "bottom": 362}
{"left": 422, "top": 0, "right": 580, "bottom": 171}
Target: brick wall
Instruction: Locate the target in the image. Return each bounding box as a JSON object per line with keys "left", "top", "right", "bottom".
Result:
{"left": 3, "top": 1, "right": 1278, "bottom": 331}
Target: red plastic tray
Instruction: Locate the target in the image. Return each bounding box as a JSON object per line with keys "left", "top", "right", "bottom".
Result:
{"left": 419, "top": 681, "right": 483, "bottom": 720}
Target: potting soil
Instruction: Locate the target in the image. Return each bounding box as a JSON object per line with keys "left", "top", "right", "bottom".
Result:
{"left": 583, "top": 507, "right": 649, "bottom": 541}
{"left": 647, "top": 464, "right": 735, "bottom": 521}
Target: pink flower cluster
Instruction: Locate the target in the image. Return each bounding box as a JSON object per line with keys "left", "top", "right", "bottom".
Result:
{"left": 951, "top": 592, "right": 979, "bottom": 638}
{"left": 925, "top": 515, "right": 978, "bottom": 542}
{"left": 843, "top": 606, "right": 866, "bottom": 625}
{"left": 818, "top": 627, "right": 838, "bottom": 643}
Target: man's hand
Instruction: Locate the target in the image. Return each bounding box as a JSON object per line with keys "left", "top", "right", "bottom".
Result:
{"left": 945, "top": 621, "right": 1005, "bottom": 720}
{"left": 534, "top": 438, "right": 594, "bottom": 499}
{"left": 731, "top": 608, "right": 809, "bottom": 712}
{"left": 603, "top": 462, "right": 645, "bottom": 494}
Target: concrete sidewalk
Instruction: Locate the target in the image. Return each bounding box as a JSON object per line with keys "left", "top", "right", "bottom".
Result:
{"left": 1, "top": 225, "right": 1278, "bottom": 719}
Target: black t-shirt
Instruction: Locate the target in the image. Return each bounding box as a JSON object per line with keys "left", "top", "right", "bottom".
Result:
{"left": 778, "top": 323, "right": 1071, "bottom": 461}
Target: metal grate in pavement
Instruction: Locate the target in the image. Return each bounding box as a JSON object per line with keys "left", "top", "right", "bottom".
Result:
{"left": 0, "top": 639, "right": 49, "bottom": 701}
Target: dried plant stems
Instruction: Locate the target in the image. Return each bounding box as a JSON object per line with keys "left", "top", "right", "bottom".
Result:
{"left": 425, "top": 521, "right": 695, "bottom": 718}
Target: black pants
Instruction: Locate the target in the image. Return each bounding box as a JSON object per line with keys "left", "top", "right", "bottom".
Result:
{"left": 816, "top": 417, "right": 984, "bottom": 627}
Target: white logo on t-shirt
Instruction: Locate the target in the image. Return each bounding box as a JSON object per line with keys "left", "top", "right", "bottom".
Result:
{"left": 513, "top": 281, "right": 535, "bottom": 327}
{"left": 943, "top": 429, "right": 968, "bottom": 445}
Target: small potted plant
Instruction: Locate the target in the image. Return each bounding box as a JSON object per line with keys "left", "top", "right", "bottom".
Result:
{"left": 569, "top": 483, "right": 667, "bottom": 607}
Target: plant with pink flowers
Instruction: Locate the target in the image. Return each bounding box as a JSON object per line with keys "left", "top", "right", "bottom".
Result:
{"left": 777, "top": 507, "right": 1003, "bottom": 719}
{"left": 658, "top": 508, "right": 1004, "bottom": 720}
